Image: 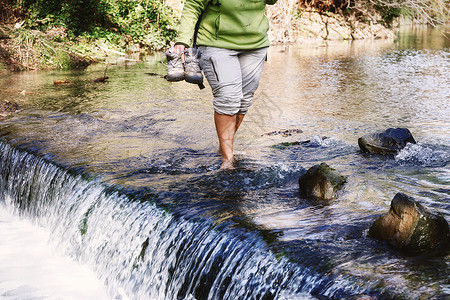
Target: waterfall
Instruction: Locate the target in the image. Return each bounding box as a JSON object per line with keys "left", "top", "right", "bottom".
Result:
{"left": 0, "top": 140, "right": 366, "bottom": 299}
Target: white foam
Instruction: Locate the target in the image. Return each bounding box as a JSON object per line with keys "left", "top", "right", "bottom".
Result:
{"left": 309, "top": 135, "right": 334, "bottom": 148}
{"left": 0, "top": 204, "right": 109, "bottom": 300}
{"left": 395, "top": 143, "right": 449, "bottom": 166}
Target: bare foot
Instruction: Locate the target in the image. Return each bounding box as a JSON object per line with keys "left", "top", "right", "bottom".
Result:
{"left": 220, "top": 159, "right": 234, "bottom": 170}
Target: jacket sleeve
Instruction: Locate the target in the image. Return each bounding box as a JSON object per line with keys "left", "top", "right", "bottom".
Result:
{"left": 265, "top": 0, "right": 278, "bottom": 4}
{"left": 175, "top": 0, "right": 210, "bottom": 47}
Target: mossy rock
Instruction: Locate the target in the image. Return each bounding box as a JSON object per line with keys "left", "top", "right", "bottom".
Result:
{"left": 298, "top": 163, "right": 347, "bottom": 200}
{"left": 369, "top": 193, "right": 449, "bottom": 254}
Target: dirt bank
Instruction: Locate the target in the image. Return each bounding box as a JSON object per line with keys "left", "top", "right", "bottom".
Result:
{"left": 266, "top": 3, "right": 395, "bottom": 44}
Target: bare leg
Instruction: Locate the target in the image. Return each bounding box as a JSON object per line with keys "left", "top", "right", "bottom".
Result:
{"left": 217, "top": 114, "right": 245, "bottom": 156}
{"left": 214, "top": 112, "right": 239, "bottom": 169}
{"left": 235, "top": 113, "right": 245, "bottom": 132}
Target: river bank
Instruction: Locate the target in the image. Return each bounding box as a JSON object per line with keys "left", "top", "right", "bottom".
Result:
{"left": 0, "top": 1, "right": 400, "bottom": 71}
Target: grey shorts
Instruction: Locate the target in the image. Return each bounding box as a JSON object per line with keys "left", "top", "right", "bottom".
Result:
{"left": 198, "top": 46, "right": 268, "bottom": 115}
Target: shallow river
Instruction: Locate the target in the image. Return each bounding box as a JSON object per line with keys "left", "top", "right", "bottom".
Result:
{"left": 0, "top": 25, "right": 449, "bottom": 299}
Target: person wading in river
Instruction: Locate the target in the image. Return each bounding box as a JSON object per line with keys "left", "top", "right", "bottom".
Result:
{"left": 169, "top": 0, "right": 278, "bottom": 169}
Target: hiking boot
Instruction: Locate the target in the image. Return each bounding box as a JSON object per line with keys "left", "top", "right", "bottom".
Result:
{"left": 165, "top": 48, "right": 185, "bottom": 82}
{"left": 184, "top": 48, "right": 203, "bottom": 84}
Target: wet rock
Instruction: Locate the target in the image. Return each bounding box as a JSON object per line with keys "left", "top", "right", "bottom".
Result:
{"left": 369, "top": 193, "right": 449, "bottom": 254}
{"left": 271, "top": 136, "right": 329, "bottom": 149}
{"left": 298, "top": 163, "right": 347, "bottom": 200}
{"left": 262, "top": 128, "right": 303, "bottom": 137}
{"left": 358, "top": 128, "right": 416, "bottom": 155}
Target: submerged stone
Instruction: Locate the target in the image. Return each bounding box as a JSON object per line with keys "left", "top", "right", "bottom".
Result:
{"left": 0, "top": 99, "right": 19, "bottom": 119}
{"left": 298, "top": 163, "right": 347, "bottom": 200}
{"left": 369, "top": 193, "right": 449, "bottom": 254}
{"left": 358, "top": 128, "right": 416, "bottom": 155}
{"left": 262, "top": 128, "right": 303, "bottom": 137}
{"left": 271, "top": 136, "right": 329, "bottom": 150}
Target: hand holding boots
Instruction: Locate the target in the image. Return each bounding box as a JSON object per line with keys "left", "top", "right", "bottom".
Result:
{"left": 165, "top": 46, "right": 204, "bottom": 88}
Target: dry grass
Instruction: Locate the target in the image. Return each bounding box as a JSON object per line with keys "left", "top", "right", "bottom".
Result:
{"left": 0, "top": 26, "right": 97, "bottom": 71}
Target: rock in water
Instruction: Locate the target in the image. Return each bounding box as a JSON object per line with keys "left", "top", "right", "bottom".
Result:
{"left": 298, "top": 163, "right": 347, "bottom": 200}
{"left": 369, "top": 193, "right": 449, "bottom": 254}
{"left": 358, "top": 128, "right": 416, "bottom": 154}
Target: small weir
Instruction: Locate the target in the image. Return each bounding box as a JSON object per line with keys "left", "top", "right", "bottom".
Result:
{"left": 0, "top": 141, "right": 367, "bottom": 299}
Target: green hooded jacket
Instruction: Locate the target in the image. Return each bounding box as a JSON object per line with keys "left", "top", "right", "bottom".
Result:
{"left": 176, "top": 0, "right": 278, "bottom": 50}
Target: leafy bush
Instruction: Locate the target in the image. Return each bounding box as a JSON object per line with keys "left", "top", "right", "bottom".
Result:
{"left": 99, "top": 0, "right": 177, "bottom": 50}
{"left": 11, "top": 0, "right": 177, "bottom": 51}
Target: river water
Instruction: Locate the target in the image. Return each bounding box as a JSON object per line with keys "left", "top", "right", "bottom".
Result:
{"left": 0, "top": 26, "right": 449, "bottom": 299}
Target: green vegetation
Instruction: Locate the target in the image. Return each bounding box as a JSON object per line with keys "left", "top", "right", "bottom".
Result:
{"left": 15, "top": 0, "right": 177, "bottom": 50}
{"left": 0, "top": 0, "right": 177, "bottom": 70}
{"left": 6, "top": 0, "right": 177, "bottom": 49}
